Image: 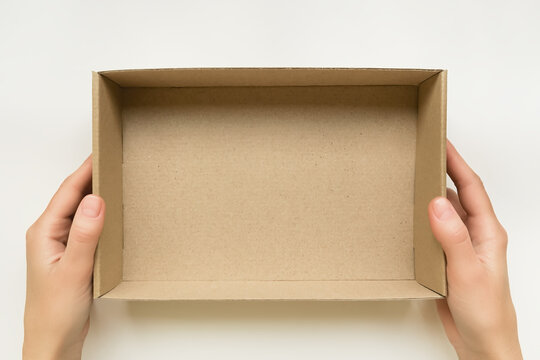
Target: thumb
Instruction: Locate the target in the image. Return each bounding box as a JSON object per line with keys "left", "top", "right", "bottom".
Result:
{"left": 62, "top": 195, "right": 105, "bottom": 277}
{"left": 428, "top": 197, "right": 479, "bottom": 278}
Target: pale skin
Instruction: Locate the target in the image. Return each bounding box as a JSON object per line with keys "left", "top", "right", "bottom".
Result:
{"left": 23, "top": 143, "right": 522, "bottom": 360}
{"left": 430, "top": 141, "right": 522, "bottom": 360}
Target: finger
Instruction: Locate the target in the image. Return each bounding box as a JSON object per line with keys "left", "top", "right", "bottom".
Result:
{"left": 61, "top": 195, "right": 105, "bottom": 277}
{"left": 43, "top": 156, "right": 92, "bottom": 221}
{"left": 446, "top": 141, "right": 495, "bottom": 219}
{"left": 446, "top": 188, "right": 467, "bottom": 222}
{"left": 428, "top": 197, "right": 480, "bottom": 276}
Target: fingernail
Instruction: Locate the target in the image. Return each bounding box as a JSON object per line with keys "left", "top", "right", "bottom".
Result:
{"left": 432, "top": 197, "right": 454, "bottom": 221}
{"left": 81, "top": 195, "right": 102, "bottom": 218}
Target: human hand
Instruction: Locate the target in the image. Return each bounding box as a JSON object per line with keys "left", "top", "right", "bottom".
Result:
{"left": 429, "top": 141, "right": 522, "bottom": 360}
{"left": 23, "top": 157, "right": 105, "bottom": 360}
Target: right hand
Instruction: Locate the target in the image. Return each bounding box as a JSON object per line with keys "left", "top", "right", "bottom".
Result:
{"left": 428, "top": 141, "right": 522, "bottom": 360}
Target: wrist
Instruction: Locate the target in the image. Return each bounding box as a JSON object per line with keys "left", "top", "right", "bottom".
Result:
{"left": 457, "top": 338, "right": 522, "bottom": 360}
{"left": 23, "top": 337, "right": 83, "bottom": 360}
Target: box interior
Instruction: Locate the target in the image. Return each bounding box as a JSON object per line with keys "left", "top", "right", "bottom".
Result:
{"left": 92, "top": 68, "right": 446, "bottom": 300}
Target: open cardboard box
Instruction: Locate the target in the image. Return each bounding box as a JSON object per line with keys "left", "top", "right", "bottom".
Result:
{"left": 92, "top": 68, "right": 447, "bottom": 300}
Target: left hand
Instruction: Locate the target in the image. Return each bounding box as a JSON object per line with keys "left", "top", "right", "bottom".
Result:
{"left": 23, "top": 156, "right": 105, "bottom": 360}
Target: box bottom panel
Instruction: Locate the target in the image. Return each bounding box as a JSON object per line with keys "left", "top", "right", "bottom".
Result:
{"left": 121, "top": 85, "right": 418, "bottom": 282}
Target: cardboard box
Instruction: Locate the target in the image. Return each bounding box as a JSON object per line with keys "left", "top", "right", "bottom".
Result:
{"left": 92, "top": 68, "right": 447, "bottom": 300}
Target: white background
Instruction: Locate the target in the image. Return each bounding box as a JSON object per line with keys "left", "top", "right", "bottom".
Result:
{"left": 1, "top": 1, "right": 539, "bottom": 359}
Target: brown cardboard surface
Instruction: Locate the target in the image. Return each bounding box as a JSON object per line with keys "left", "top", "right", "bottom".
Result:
{"left": 101, "top": 68, "right": 439, "bottom": 88}
{"left": 92, "top": 73, "right": 124, "bottom": 297}
{"left": 414, "top": 71, "right": 447, "bottom": 296}
{"left": 103, "top": 280, "right": 440, "bottom": 300}
{"left": 122, "top": 85, "right": 417, "bottom": 282}
{"left": 92, "top": 68, "right": 447, "bottom": 300}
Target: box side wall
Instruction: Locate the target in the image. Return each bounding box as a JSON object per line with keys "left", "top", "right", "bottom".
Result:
{"left": 100, "top": 68, "right": 440, "bottom": 88}
{"left": 101, "top": 280, "right": 442, "bottom": 300}
{"left": 92, "top": 73, "right": 124, "bottom": 298}
{"left": 413, "top": 71, "right": 447, "bottom": 295}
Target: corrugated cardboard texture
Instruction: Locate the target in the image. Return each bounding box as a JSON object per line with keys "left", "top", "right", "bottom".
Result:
{"left": 122, "top": 86, "right": 417, "bottom": 283}
{"left": 414, "top": 71, "right": 447, "bottom": 295}
{"left": 101, "top": 68, "right": 439, "bottom": 88}
{"left": 93, "top": 68, "right": 447, "bottom": 300}
{"left": 92, "top": 73, "right": 123, "bottom": 297}
{"left": 104, "top": 280, "right": 440, "bottom": 300}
